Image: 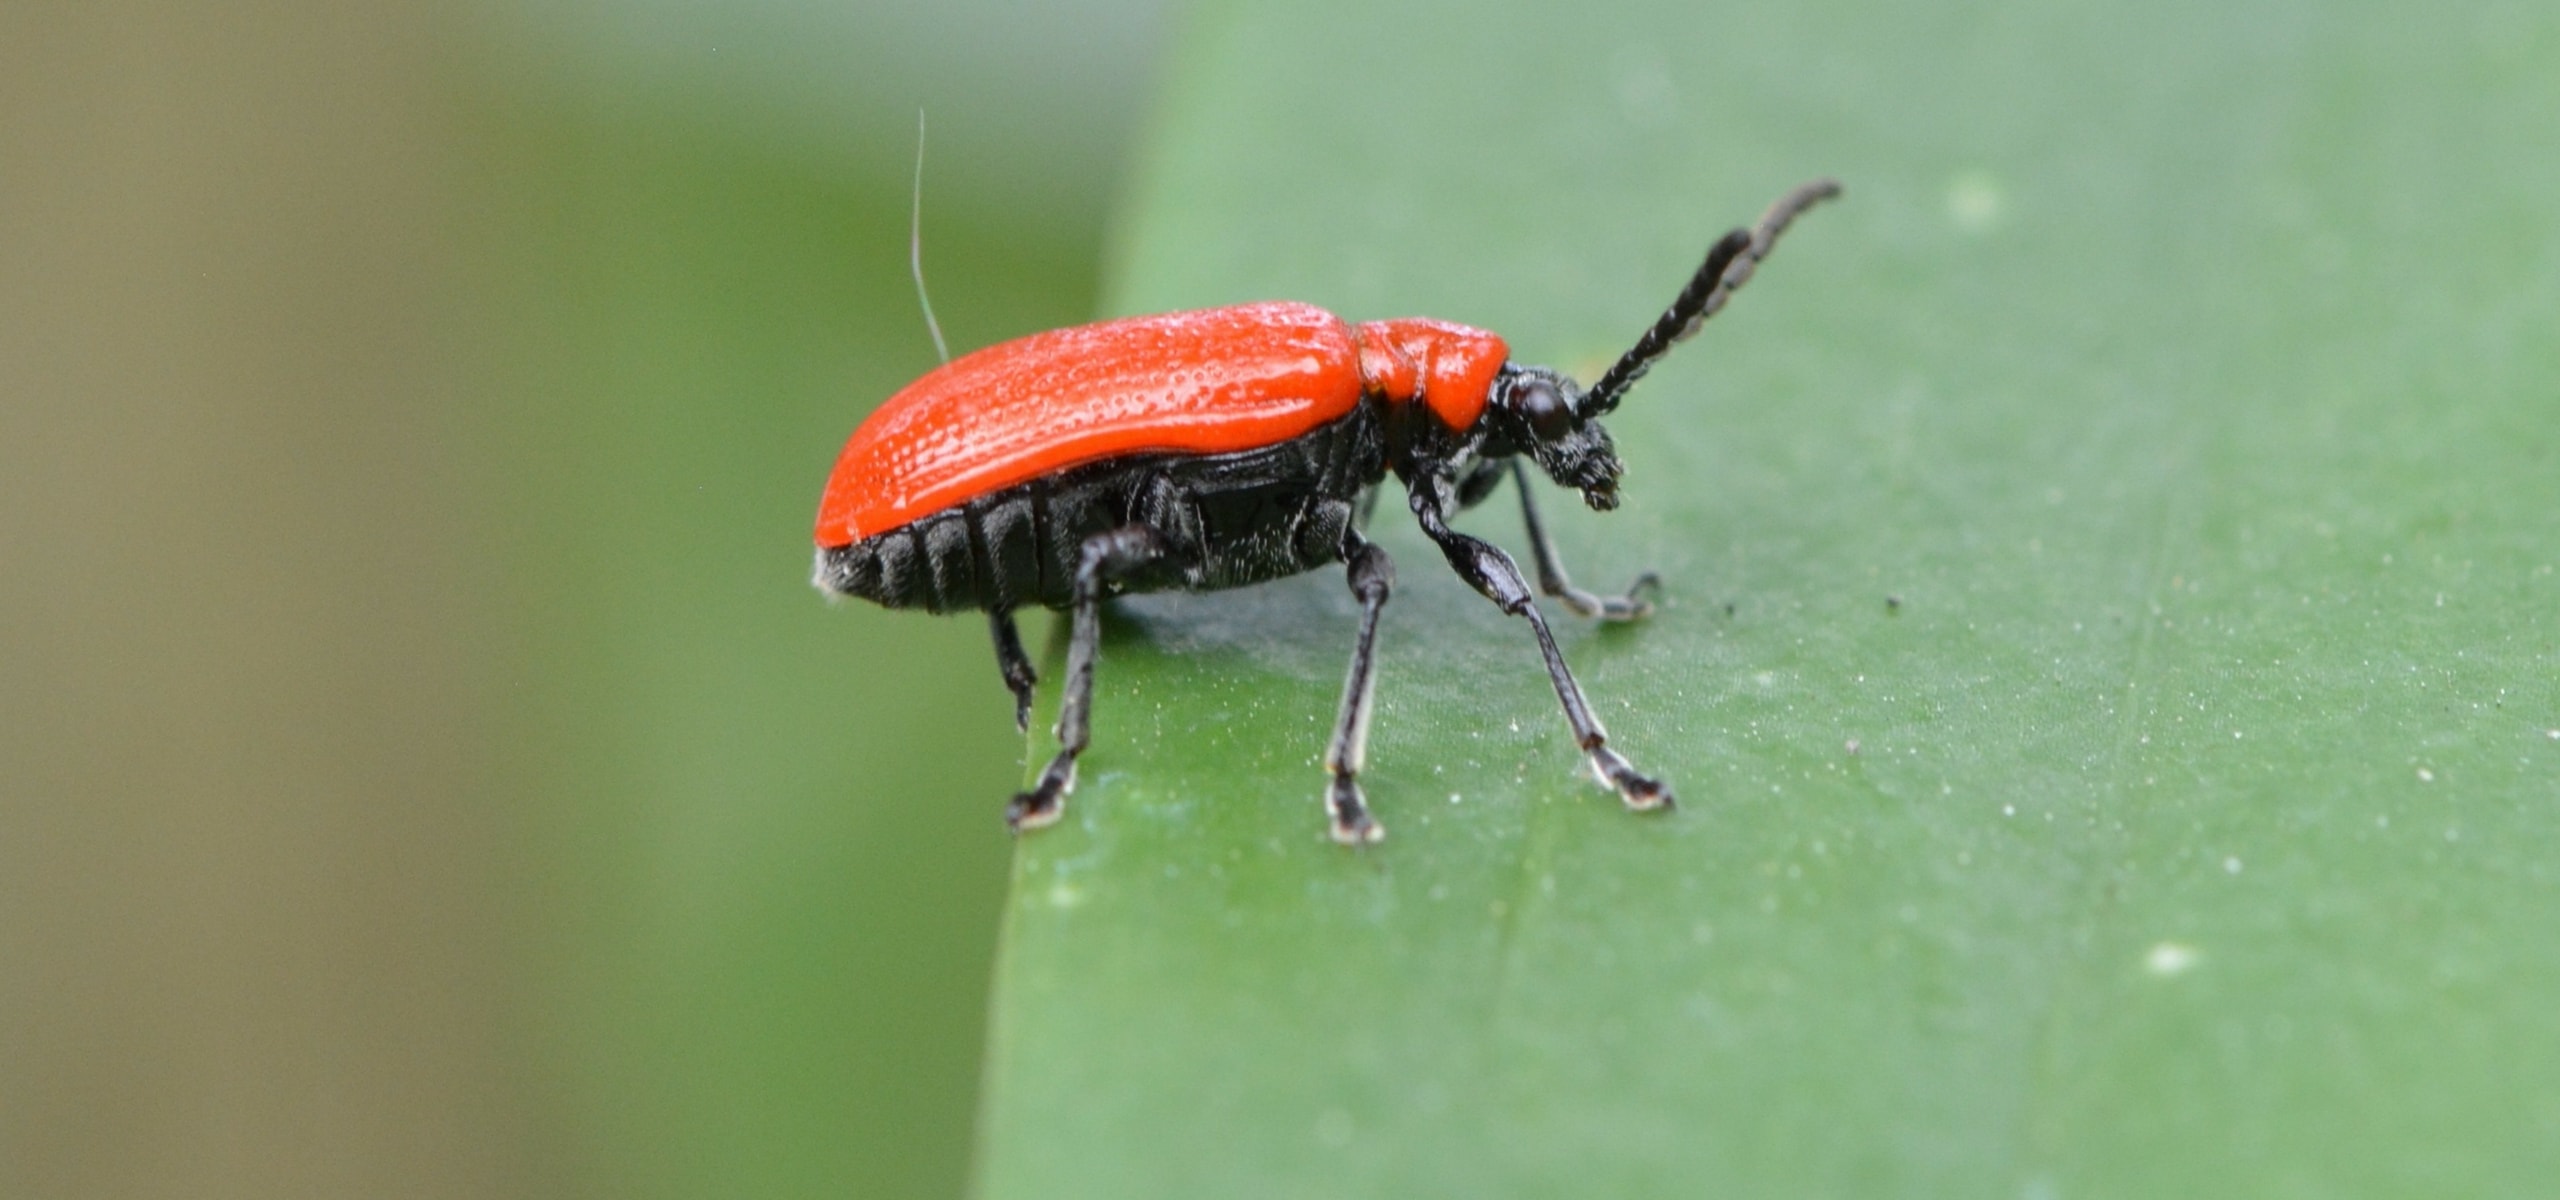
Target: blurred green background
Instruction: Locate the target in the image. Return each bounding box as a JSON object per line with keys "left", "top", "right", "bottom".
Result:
{"left": 5, "top": 2, "right": 1163, "bottom": 1197}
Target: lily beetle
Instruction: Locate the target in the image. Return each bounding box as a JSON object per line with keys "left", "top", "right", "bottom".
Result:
{"left": 814, "top": 179, "right": 1838, "bottom": 844}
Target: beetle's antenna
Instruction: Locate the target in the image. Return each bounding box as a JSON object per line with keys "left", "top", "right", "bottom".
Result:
{"left": 911, "top": 109, "right": 951, "bottom": 364}
{"left": 1581, "top": 178, "right": 1840, "bottom": 417}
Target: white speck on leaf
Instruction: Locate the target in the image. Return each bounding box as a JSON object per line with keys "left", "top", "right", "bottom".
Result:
{"left": 2146, "top": 941, "right": 2200, "bottom": 976}
{"left": 1946, "top": 170, "right": 2007, "bottom": 233}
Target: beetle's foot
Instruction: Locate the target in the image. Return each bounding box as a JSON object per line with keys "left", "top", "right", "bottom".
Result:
{"left": 1618, "top": 571, "right": 1664, "bottom": 618}
{"left": 1597, "top": 571, "right": 1664, "bottom": 621}
{"left": 1004, "top": 790, "right": 1062, "bottom": 833}
{"left": 1006, "top": 757, "right": 1075, "bottom": 833}
{"left": 1326, "top": 775, "right": 1385, "bottom": 846}
{"left": 1589, "top": 746, "right": 1675, "bottom": 812}
{"left": 1559, "top": 571, "right": 1662, "bottom": 622}
{"left": 1002, "top": 668, "right": 1038, "bottom": 734}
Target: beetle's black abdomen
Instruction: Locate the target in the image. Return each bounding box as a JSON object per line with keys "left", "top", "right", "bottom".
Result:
{"left": 817, "top": 404, "right": 1389, "bottom": 615}
{"left": 815, "top": 486, "right": 1077, "bottom": 615}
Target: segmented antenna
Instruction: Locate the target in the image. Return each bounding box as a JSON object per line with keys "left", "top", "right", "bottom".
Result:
{"left": 1580, "top": 178, "right": 1841, "bottom": 416}
{"left": 911, "top": 110, "right": 950, "bottom": 364}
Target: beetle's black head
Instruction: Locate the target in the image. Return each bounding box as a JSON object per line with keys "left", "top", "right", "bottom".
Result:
{"left": 1490, "top": 365, "right": 1625, "bottom": 511}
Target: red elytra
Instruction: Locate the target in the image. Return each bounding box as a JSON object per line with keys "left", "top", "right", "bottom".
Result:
{"left": 813, "top": 301, "right": 1506, "bottom": 545}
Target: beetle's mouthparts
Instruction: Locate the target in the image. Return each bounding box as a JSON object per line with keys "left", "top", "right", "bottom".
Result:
{"left": 1574, "top": 453, "right": 1624, "bottom": 510}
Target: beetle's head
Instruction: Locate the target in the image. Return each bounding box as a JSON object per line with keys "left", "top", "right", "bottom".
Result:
{"left": 1491, "top": 365, "right": 1625, "bottom": 510}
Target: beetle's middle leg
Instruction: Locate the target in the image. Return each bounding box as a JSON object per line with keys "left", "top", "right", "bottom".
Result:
{"left": 1511, "top": 461, "right": 1661, "bottom": 621}
{"left": 1321, "top": 526, "right": 1395, "bottom": 845}
{"left": 1411, "top": 492, "right": 1672, "bottom": 812}
{"left": 1007, "top": 524, "right": 1171, "bottom": 833}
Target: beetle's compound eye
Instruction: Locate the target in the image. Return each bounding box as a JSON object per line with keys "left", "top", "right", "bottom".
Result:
{"left": 1518, "top": 379, "right": 1572, "bottom": 441}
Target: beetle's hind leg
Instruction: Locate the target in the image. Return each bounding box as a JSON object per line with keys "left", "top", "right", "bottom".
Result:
{"left": 1321, "top": 528, "right": 1395, "bottom": 845}
{"left": 989, "top": 609, "right": 1037, "bottom": 732}
{"left": 1512, "top": 461, "right": 1661, "bottom": 622}
{"left": 1007, "top": 525, "right": 1171, "bottom": 834}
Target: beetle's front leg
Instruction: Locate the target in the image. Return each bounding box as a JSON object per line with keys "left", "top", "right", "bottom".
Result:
{"left": 1408, "top": 487, "right": 1672, "bottom": 812}
{"left": 1511, "top": 461, "right": 1661, "bottom": 622}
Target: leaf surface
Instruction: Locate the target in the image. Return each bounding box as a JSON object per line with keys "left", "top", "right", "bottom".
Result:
{"left": 977, "top": 2, "right": 2560, "bottom": 1195}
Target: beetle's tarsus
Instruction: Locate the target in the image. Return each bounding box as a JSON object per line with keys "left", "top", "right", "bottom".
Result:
{"left": 1006, "top": 757, "right": 1074, "bottom": 832}
{"left": 1559, "top": 570, "right": 1663, "bottom": 622}
{"left": 1618, "top": 571, "right": 1666, "bottom": 619}
{"left": 1589, "top": 746, "right": 1674, "bottom": 812}
{"left": 1007, "top": 676, "right": 1036, "bottom": 734}
{"left": 1004, "top": 792, "right": 1061, "bottom": 833}
{"left": 1511, "top": 461, "right": 1662, "bottom": 623}
{"left": 1326, "top": 776, "right": 1385, "bottom": 845}
{"left": 990, "top": 610, "right": 1039, "bottom": 732}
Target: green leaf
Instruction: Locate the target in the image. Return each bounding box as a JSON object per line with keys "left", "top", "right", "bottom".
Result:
{"left": 975, "top": 0, "right": 2560, "bottom": 1195}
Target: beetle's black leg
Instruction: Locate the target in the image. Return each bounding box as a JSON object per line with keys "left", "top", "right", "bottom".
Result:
{"left": 1006, "top": 524, "right": 1168, "bottom": 833}
{"left": 1454, "top": 458, "right": 1507, "bottom": 509}
{"left": 1410, "top": 491, "right": 1672, "bottom": 811}
{"left": 1512, "top": 460, "right": 1661, "bottom": 622}
{"left": 1321, "top": 528, "right": 1395, "bottom": 845}
{"left": 990, "top": 609, "right": 1037, "bottom": 732}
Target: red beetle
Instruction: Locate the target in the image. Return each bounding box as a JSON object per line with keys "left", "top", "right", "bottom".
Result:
{"left": 816, "top": 180, "right": 1838, "bottom": 843}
